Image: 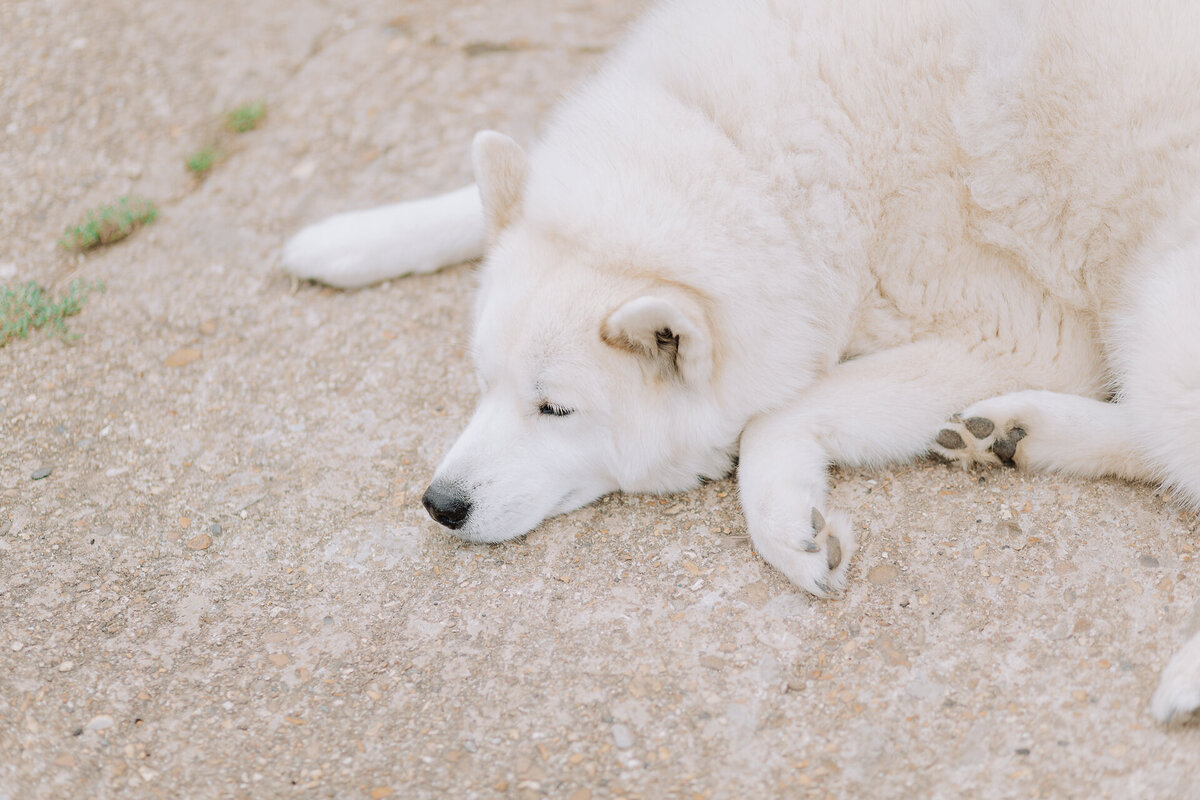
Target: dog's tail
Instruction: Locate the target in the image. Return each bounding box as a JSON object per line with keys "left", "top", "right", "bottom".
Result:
{"left": 281, "top": 184, "right": 485, "bottom": 288}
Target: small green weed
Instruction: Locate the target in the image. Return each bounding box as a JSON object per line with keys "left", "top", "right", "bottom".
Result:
{"left": 1, "top": 280, "right": 105, "bottom": 347}
{"left": 60, "top": 196, "right": 158, "bottom": 252}
{"left": 226, "top": 101, "right": 266, "bottom": 133}
{"left": 186, "top": 145, "right": 220, "bottom": 175}
{"left": 185, "top": 101, "right": 266, "bottom": 180}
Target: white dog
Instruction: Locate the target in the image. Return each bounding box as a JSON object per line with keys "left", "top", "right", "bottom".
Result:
{"left": 283, "top": 0, "right": 1200, "bottom": 723}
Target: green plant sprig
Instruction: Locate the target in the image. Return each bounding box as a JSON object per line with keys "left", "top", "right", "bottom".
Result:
{"left": 60, "top": 196, "right": 158, "bottom": 252}
{"left": 1, "top": 279, "right": 105, "bottom": 346}
{"left": 226, "top": 101, "right": 266, "bottom": 133}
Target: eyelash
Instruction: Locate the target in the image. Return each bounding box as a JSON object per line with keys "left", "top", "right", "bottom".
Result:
{"left": 538, "top": 402, "right": 574, "bottom": 417}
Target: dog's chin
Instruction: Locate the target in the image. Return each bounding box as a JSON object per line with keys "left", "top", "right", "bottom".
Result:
{"left": 442, "top": 505, "right": 556, "bottom": 545}
{"left": 444, "top": 523, "right": 530, "bottom": 545}
{"left": 445, "top": 487, "right": 608, "bottom": 544}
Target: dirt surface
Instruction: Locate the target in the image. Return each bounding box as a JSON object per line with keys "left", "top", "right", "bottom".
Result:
{"left": 3, "top": 1, "right": 1199, "bottom": 798}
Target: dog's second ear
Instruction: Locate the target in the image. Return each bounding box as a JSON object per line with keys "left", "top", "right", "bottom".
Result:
{"left": 602, "top": 294, "right": 713, "bottom": 384}
{"left": 472, "top": 131, "right": 529, "bottom": 239}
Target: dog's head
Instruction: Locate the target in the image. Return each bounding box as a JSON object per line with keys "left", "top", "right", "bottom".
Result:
{"left": 421, "top": 132, "right": 742, "bottom": 542}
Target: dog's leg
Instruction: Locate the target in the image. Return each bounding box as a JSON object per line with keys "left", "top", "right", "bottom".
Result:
{"left": 281, "top": 185, "right": 485, "bottom": 288}
{"left": 739, "top": 338, "right": 1017, "bottom": 597}
{"left": 1116, "top": 215, "right": 1200, "bottom": 724}
{"left": 1154, "top": 624, "right": 1200, "bottom": 725}
{"left": 929, "top": 390, "right": 1148, "bottom": 480}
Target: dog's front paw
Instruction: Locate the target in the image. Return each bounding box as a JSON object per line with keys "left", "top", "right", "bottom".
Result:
{"left": 1151, "top": 631, "right": 1200, "bottom": 724}
{"left": 932, "top": 400, "right": 1029, "bottom": 469}
{"left": 748, "top": 506, "right": 857, "bottom": 598}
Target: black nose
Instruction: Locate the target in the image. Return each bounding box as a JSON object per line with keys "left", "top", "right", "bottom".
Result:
{"left": 422, "top": 482, "right": 472, "bottom": 530}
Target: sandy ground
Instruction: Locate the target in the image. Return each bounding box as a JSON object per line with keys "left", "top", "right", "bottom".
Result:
{"left": 2, "top": 1, "right": 1199, "bottom": 798}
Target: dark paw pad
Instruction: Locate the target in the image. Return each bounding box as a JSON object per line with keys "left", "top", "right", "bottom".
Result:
{"left": 802, "top": 508, "right": 823, "bottom": 552}
{"left": 964, "top": 416, "right": 995, "bottom": 439}
{"left": 936, "top": 429, "right": 966, "bottom": 449}
{"left": 825, "top": 533, "right": 843, "bottom": 571}
{"left": 989, "top": 426, "right": 1027, "bottom": 466}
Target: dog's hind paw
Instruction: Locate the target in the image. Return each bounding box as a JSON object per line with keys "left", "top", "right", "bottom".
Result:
{"left": 1151, "top": 630, "right": 1200, "bottom": 724}
{"left": 749, "top": 507, "right": 857, "bottom": 599}
{"left": 931, "top": 402, "right": 1028, "bottom": 469}
{"left": 281, "top": 187, "right": 486, "bottom": 288}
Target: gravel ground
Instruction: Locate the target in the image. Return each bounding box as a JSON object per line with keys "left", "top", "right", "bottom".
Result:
{"left": 2, "top": 1, "right": 1199, "bottom": 798}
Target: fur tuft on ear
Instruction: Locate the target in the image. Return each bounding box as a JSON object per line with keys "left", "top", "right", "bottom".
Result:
{"left": 601, "top": 295, "right": 713, "bottom": 384}
{"left": 472, "top": 131, "right": 529, "bottom": 239}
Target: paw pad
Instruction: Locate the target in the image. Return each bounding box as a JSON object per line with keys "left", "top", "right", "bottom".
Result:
{"left": 825, "top": 531, "right": 843, "bottom": 570}
{"left": 803, "top": 508, "right": 823, "bottom": 552}
{"left": 933, "top": 410, "right": 1028, "bottom": 470}
{"left": 963, "top": 416, "right": 995, "bottom": 439}
{"left": 936, "top": 429, "right": 966, "bottom": 449}
{"left": 990, "top": 426, "right": 1026, "bottom": 465}
{"left": 810, "top": 507, "right": 844, "bottom": 570}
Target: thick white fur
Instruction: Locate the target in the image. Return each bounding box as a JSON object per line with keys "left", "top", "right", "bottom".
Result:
{"left": 282, "top": 0, "right": 1200, "bottom": 722}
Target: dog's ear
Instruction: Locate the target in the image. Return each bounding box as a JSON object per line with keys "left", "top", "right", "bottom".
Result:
{"left": 602, "top": 294, "right": 713, "bottom": 384}
{"left": 472, "top": 130, "right": 528, "bottom": 239}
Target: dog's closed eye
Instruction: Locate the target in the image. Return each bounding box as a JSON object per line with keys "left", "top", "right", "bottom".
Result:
{"left": 538, "top": 402, "right": 574, "bottom": 417}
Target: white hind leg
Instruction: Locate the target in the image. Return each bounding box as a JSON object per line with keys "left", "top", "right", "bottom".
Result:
{"left": 282, "top": 185, "right": 485, "bottom": 288}
{"left": 930, "top": 389, "right": 1147, "bottom": 480}
{"left": 1113, "top": 219, "right": 1200, "bottom": 724}
{"left": 1111, "top": 237, "right": 1200, "bottom": 512}
{"left": 1153, "top": 626, "right": 1200, "bottom": 725}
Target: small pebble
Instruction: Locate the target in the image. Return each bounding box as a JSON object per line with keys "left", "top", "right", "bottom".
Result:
{"left": 10, "top": 641, "right": 23, "bottom": 652}
{"left": 31, "top": 467, "right": 52, "bottom": 480}
{"left": 610, "top": 723, "right": 634, "bottom": 750}
{"left": 187, "top": 533, "right": 212, "bottom": 550}
{"left": 57, "top": 661, "right": 74, "bottom": 672}
{"left": 87, "top": 715, "right": 114, "bottom": 731}
{"left": 209, "top": 522, "right": 221, "bottom": 536}
{"left": 868, "top": 564, "right": 900, "bottom": 585}
{"left": 164, "top": 347, "right": 202, "bottom": 367}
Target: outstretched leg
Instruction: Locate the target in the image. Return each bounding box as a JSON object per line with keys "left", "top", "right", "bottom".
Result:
{"left": 739, "top": 337, "right": 1030, "bottom": 597}
{"left": 282, "top": 185, "right": 485, "bottom": 288}
{"left": 930, "top": 389, "right": 1149, "bottom": 481}
{"left": 1116, "top": 213, "right": 1200, "bottom": 723}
